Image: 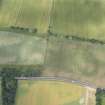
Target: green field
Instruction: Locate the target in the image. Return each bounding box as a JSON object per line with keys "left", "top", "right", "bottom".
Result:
{"left": 51, "top": 0, "right": 105, "bottom": 41}
{"left": 0, "top": 0, "right": 51, "bottom": 33}
{"left": 44, "top": 36, "right": 105, "bottom": 87}
{"left": 0, "top": 31, "right": 47, "bottom": 66}
{"left": 15, "top": 80, "right": 88, "bottom": 105}
{"left": 102, "top": 96, "right": 105, "bottom": 105}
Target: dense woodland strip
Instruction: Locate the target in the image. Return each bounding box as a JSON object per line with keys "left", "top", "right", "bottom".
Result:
{"left": 0, "top": 67, "right": 42, "bottom": 105}
{"left": 2, "top": 77, "right": 17, "bottom": 105}
{"left": 96, "top": 88, "right": 105, "bottom": 105}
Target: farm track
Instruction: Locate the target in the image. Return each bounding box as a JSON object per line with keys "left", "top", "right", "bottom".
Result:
{"left": 15, "top": 76, "right": 96, "bottom": 90}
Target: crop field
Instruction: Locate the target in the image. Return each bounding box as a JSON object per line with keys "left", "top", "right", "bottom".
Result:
{"left": 15, "top": 80, "right": 96, "bottom": 105}
{"left": 0, "top": 0, "right": 51, "bottom": 33}
{"left": 51, "top": 0, "right": 105, "bottom": 41}
{"left": 0, "top": 0, "right": 105, "bottom": 39}
{"left": 0, "top": 31, "right": 47, "bottom": 66}
{"left": 44, "top": 36, "right": 105, "bottom": 87}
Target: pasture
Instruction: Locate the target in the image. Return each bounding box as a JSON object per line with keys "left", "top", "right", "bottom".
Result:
{"left": 0, "top": 31, "right": 47, "bottom": 66}
{"left": 15, "top": 80, "right": 92, "bottom": 105}
{"left": 0, "top": 0, "right": 51, "bottom": 33}
{"left": 51, "top": 0, "right": 105, "bottom": 41}
{"left": 44, "top": 36, "right": 105, "bottom": 87}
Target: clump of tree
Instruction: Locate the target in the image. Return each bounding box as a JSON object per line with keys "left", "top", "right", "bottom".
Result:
{"left": 10, "top": 26, "right": 37, "bottom": 33}
{"left": 96, "top": 88, "right": 105, "bottom": 105}
{"left": 47, "top": 31, "right": 105, "bottom": 45}
{"left": 71, "top": 35, "right": 105, "bottom": 45}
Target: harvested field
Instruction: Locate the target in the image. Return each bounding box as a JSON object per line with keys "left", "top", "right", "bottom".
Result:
{"left": 15, "top": 80, "right": 96, "bottom": 105}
